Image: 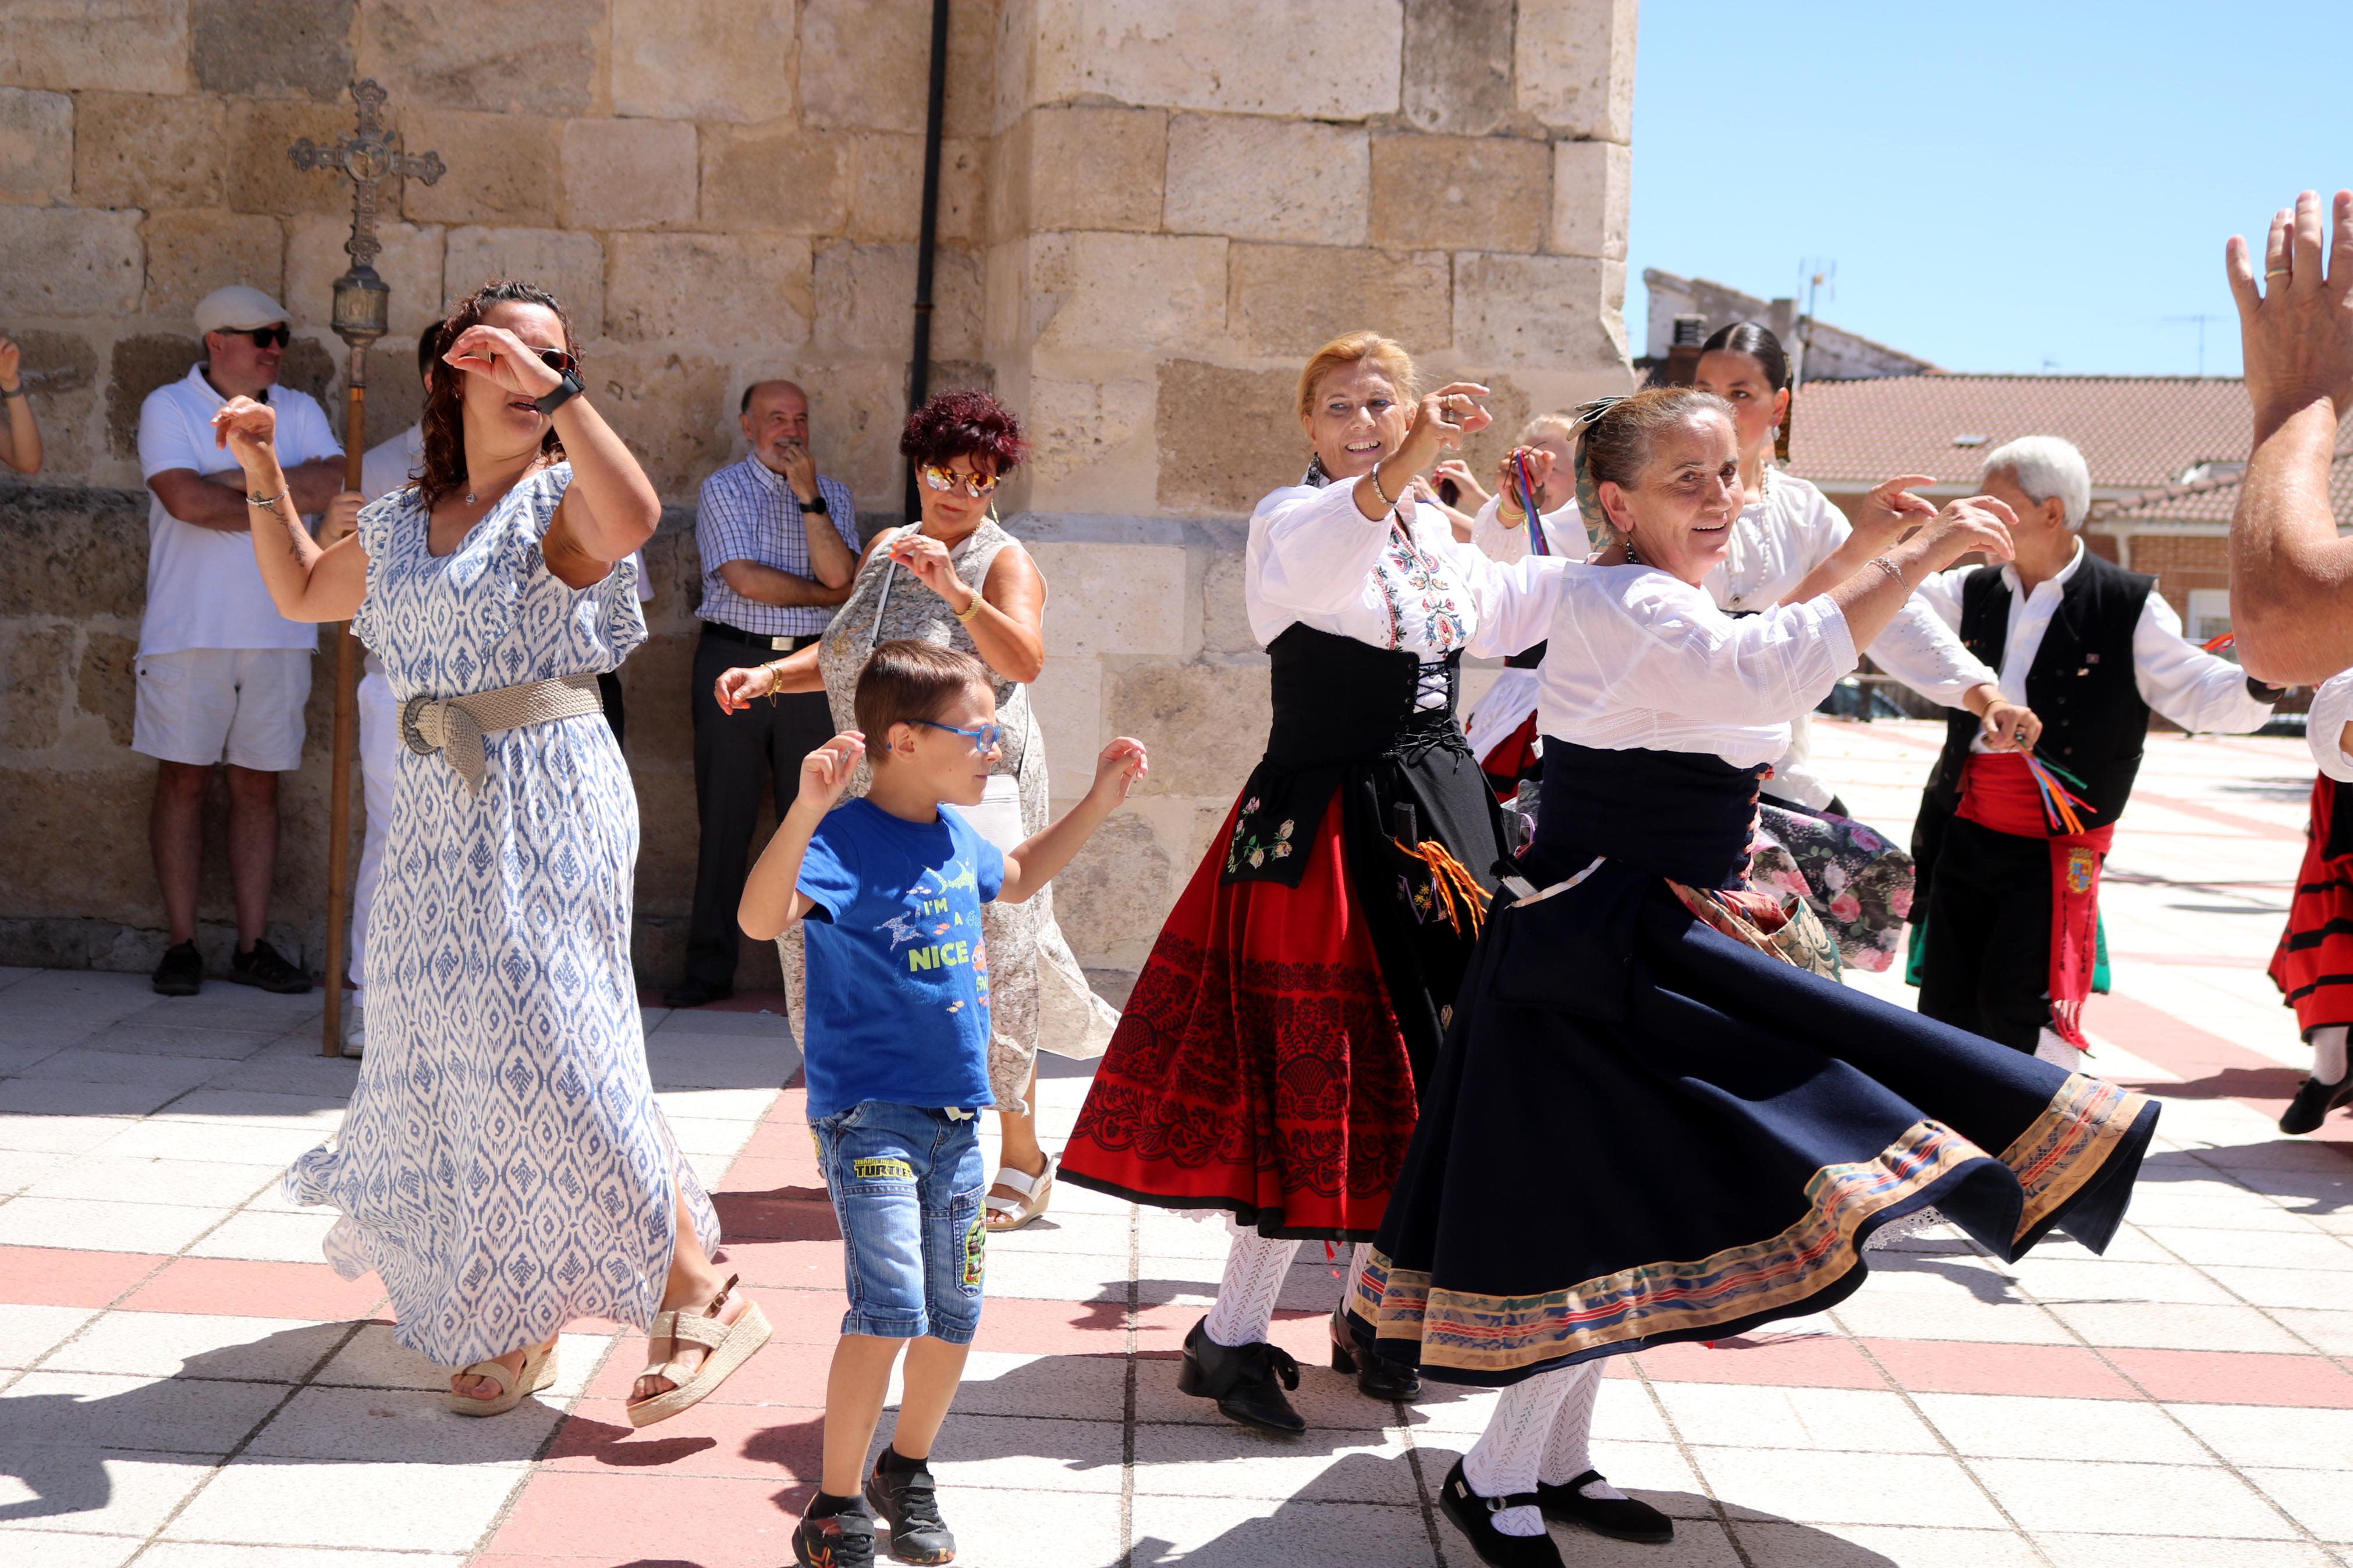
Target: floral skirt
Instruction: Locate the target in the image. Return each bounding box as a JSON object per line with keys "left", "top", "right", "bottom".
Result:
{"left": 1753, "top": 801, "right": 1915, "bottom": 973}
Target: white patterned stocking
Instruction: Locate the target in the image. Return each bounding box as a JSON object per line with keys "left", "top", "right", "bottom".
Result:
{"left": 1204, "top": 1224, "right": 1301, "bottom": 1348}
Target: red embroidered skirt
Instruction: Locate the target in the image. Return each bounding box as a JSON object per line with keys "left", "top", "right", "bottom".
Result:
{"left": 2272, "top": 775, "right": 2353, "bottom": 1033}
{"left": 1060, "top": 792, "right": 1419, "bottom": 1240}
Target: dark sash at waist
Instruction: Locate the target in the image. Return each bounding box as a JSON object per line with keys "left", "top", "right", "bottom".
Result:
{"left": 1263, "top": 623, "right": 1465, "bottom": 771}
{"left": 1533, "top": 738, "right": 1765, "bottom": 891}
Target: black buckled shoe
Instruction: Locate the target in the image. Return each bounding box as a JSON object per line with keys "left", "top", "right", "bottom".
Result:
{"left": 1177, "top": 1317, "right": 1305, "bottom": 1434}
{"left": 226, "top": 938, "right": 311, "bottom": 994}
{"left": 151, "top": 940, "right": 202, "bottom": 997}
{"left": 1536, "top": 1469, "right": 1674, "bottom": 1544}
{"left": 1438, "top": 1457, "right": 1565, "bottom": 1568}
{"left": 2280, "top": 1067, "right": 2353, "bottom": 1135}
{"left": 793, "top": 1499, "right": 878, "bottom": 1568}
{"left": 1330, "top": 1303, "right": 1421, "bottom": 1400}
{"left": 865, "top": 1450, "right": 955, "bottom": 1564}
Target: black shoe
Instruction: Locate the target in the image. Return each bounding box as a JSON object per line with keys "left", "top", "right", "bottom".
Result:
{"left": 662, "top": 977, "right": 734, "bottom": 1008}
{"left": 2280, "top": 1067, "right": 2353, "bottom": 1135}
{"left": 1330, "top": 1303, "right": 1421, "bottom": 1400}
{"left": 1177, "top": 1316, "right": 1305, "bottom": 1434}
{"left": 1537, "top": 1469, "right": 1674, "bottom": 1544}
{"left": 793, "top": 1501, "right": 878, "bottom": 1568}
{"left": 151, "top": 940, "right": 202, "bottom": 997}
{"left": 1438, "top": 1457, "right": 1564, "bottom": 1568}
{"left": 865, "top": 1450, "right": 955, "bottom": 1563}
{"left": 225, "top": 938, "right": 311, "bottom": 995}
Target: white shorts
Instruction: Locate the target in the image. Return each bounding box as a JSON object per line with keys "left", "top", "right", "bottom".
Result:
{"left": 132, "top": 648, "right": 313, "bottom": 771}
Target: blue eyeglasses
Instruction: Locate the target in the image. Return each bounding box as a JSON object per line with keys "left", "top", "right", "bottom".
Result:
{"left": 917, "top": 719, "right": 1005, "bottom": 752}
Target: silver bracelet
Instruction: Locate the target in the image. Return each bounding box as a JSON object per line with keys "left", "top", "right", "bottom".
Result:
{"left": 1870, "top": 555, "right": 1907, "bottom": 587}
{"left": 1368, "top": 461, "right": 1396, "bottom": 509}
{"left": 246, "top": 489, "right": 288, "bottom": 514}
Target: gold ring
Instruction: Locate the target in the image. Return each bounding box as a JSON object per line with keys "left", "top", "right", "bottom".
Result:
{"left": 2267, "top": 266, "right": 2293, "bottom": 279}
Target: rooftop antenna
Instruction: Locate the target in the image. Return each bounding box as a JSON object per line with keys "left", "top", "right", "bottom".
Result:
{"left": 1793, "top": 258, "right": 1834, "bottom": 392}
{"left": 2160, "top": 314, "right": 2225, "bottom": 376}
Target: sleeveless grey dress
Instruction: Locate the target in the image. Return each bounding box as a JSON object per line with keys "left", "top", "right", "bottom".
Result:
{"left": 780, "top": 517, "right": 1116, "bottom": 1112}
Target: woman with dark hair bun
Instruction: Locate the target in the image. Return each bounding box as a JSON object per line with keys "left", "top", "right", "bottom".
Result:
{"left": 720, "top": 388, "right": 1116, "bottom": 1232}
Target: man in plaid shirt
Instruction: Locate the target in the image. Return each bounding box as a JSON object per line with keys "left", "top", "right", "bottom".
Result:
{"left": 669, "top": 380, "right": 861, "bottom": 1008}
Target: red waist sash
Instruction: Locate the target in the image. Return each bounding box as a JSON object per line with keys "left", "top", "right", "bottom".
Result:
{"left": 1956, "top": 752, "right": 2116, "bottom": 1048}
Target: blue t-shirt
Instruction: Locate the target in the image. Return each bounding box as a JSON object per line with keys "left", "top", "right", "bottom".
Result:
{"left": 796, "top": 798, "right": 1006, "bottom": 1119}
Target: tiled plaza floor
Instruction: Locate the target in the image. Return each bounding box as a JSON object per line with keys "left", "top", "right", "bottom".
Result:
{"left": 2, "top": 720, "right": 2350, "bottom": 1567}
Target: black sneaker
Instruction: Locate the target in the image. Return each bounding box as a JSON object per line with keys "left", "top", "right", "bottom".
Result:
{"left": 151, "top": 940, "right": 202, "bottom": 997}
{"left": 793, "top": 1500, "right": 877, "bottom": 1568}
{"left": 226, "top": 938, "right": 312, "bottom": 994}
{"left": 865, "top": 1450, "right": 955, "bottom": 1563}
{"left": 662, "top": 976, "right": 734, "bottom": 1008}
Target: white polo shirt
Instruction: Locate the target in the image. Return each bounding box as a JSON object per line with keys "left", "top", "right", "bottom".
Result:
{"left": 136, "top": 363, "right": 343, "bottom": 657}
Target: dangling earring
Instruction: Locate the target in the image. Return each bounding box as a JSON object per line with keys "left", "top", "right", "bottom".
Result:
{"left": 1622, "top": 531, "right": 1640, "bottom": 565}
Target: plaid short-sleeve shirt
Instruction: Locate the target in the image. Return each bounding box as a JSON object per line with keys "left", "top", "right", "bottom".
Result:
{"left": 694, "top": 456, "right": 861, "bottom": 638}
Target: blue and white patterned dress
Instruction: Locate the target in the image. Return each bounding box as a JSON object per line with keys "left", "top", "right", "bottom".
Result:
{"left": 286, "top": 465, "right": 719, "bottom": 1368}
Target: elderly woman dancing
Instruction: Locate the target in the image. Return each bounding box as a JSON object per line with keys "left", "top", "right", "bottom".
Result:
{"left": 223, "top": 279, "right": 765, "bottom": 1424}
{"left": 1059, "top": 332, "right": 1550, "bottom": 1433}
{"left": 1347, "top": 389, "right": 2159, "bottom": 1566}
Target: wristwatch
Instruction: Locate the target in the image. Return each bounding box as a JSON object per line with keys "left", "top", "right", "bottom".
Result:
{"left": 800, "top": 490, "right": 828, "bottom": 514}
{"left": 533, "top": 369, "right": 584, "bottom": 418}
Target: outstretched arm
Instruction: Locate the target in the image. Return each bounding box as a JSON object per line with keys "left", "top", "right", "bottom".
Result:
{"left": 999, "top": 739, "right": 1148, "bottom": 904}
{"left": 215, "top": 397, "right": 368, "bottom": 623}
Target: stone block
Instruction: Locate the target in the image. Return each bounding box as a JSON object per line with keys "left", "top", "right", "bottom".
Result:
{"left": 1023, "top": 106, "right": 1165, "bottom": 237}
{"left": 813, "top": 243, "right": 981, "bottom": 359}
{"left": 1453, "top": 251, "right": 1624, "bottom": 371}
{"left": 698, "top": 121, "right": 850, "bottom": 236}
{"left": 1106, "top": 659, "right": 1269, "bottom": 801}
{"left": 0, "top": 207, "right": 143, "bottom": 319}
{"left": 399, "top": 108, "right": 560, "bottom": 227}
{"left": 192, "top": 0, "right": 354, "bottom": 101}
{"left": 1021, "top": 376, "right": 1155, "bottom": 504}
{"left": 3, "top": 329, "right": 98, "bottom": 481}
{"left": 143, "top": 211, "right": 286, "bottom": 323}
{"left": 227, "top": 98, "right": 368, "bottom": 218}
{"left": 801, "top": 0, "right": 930, "bottom": 134}
{"left": 562, "top": 118, "right": 699, "bottom": 231}
{"left": 442, "top": 227, "right": 606, "bottom": 339}
{"left": 0, "top": 88, "right": 72, "bottom": 204}
{"left": 1031, "top": 232, "right": 1226, "bottom": 355}
{"left": 77, "top": 631, "right": 137, "bottom": 749}
{"left": 1515, "top": 0, "right": 1638, "bottom": 143}
{"left": 612, "top": 0, "right": 796, "bottom": 123}
{"left": 277, "top": 335, "right": 340, "bottom": 410}
{"left": 1226, "top": 243, "right": 1450, "bottom": 358}
{"left": 1402, "top": 0, "right": 1516, "bottom": 135}
{"left": 1370, "top": 133, "right": 1550, "bottom": 254}
{"left": 1163, "top": 115, "right": 1367, "bottom": 246}
{"left": 1199, "top": 532, "right": 1254, "bottom": 655}
{"left": 1027, "top": 540, "right": 1187, "bottom": 659}
{"left": 72, "top": 91, "right": 227, "bottom": 211}
{"left": 846, "top": 134, "right": 984, "bottom": 247}
{"left": 1549, "top": 138, "right": 1629, "bottom": 260}
{"left": 0, "top": 483, "right": 150, "bottom": 620}
{"left": 0, "top": 765, "right": 161, "bottom": 927}
{"left": 106, "top": 334, "right": 201, "bottom": 460}
{"left": 1025, "top": 655, "right": 1102, "bottom": 788}
{"left": 584, "top": 342, "right": 729, "bottom": 502}
{"left": 0, "top": 2, "right": 188, "bottom": 95}
{"left": 2, "top": 625, "right": 72, "bottom": 749}
{"left": 360, "top": 334, "right": 426, "bottom": 451}
{"left": 1050, "top": 810, "right": 1173, "bottom": 962}
{"left": 285, "top": 216, "right": 444, "bottom": 339}
{"left": 1154, "top": 360, "right": 1301, "bottom": 517}
{"left": 1034, "top": 0, "right": 1401, "bottom": 120}
{"left": 788, "top": 357, "right": 905, "bottom": 507}
{"left": 360, "top": 0, "right": 602, "bottom": 116}
{"left": 606, "top": 233, "right": 813, "bottom": 351}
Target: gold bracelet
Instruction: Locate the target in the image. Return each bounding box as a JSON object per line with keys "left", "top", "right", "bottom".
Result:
{"left": 762, "top": 659, "right": 787, "bottom": 707}
{"left": 954, "top": 591, "right": 984, "bottom": 624}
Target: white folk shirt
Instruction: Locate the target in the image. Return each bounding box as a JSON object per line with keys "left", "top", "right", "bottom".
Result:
{"left": 2308, "top": 670, "right": 2353, "bottom": 783}
{"left": 1914, "top": 540, "right": 2276, "bottom": 753}
{"left": 136, "top": 364, "right": 342, "bottom": 657}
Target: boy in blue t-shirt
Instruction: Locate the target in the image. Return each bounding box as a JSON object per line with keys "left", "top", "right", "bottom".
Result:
{"left": 740, "top": 639, "right": 1147, "bottom": 1568}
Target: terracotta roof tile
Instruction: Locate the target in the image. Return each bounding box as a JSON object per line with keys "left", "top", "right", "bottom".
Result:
{"left": 1785, "top": 375, "right": 2252, "bottom": 491}
{"left": 2099, "top": 445, "right": 2353, "bottom": 524}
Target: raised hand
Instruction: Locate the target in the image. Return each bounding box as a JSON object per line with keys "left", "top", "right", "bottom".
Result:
{"left": 0, "top": 336, "right": 20, "bottom": 389}
{"left": 1089, "top": 737, "right": 1149, "bottom": 808}
{"left": 1903, "top": 496, "right": 2017, "bottom": 575}
{"left": 443, "top": 324, "right": 563, "bottom": 401}
{"left": 776, "top": 442, "right": 819, "bottom": 502}
{"left": 2227, "top": 189, "right": 2353, "bottom": 434}
{"left": 211, "top": 396, "right": 280, "bottom": 471}
{"left": 794, "top": 731, "right": 867, "bottom": 815}
{"left": 1493, "top": 445, "right": 1557, "bottom": 519}
{"left": 1433, "top": 458, "right": 1491, "bottom": 508}
{"left": 886, "top": 529, "right": 968, "bottom": 607}
{"left": 1851, "top": 472, "right": 1938, "bottom": 545}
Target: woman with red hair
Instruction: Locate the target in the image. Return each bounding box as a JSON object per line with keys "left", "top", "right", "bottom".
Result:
{"left": 721, "top": 389, "right": 1116, "bottom": 1229}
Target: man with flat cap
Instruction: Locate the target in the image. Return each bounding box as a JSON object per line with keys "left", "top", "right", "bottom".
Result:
{"left": 135, "top": 285, "right": 357, "bottom": 997}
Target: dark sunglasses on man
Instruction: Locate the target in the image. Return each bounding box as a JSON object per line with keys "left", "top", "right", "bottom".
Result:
{"left": 227, "top": 326, "right": 292, "bottom": 350}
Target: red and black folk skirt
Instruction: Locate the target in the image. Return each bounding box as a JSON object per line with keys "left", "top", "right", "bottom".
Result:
{"left": 2272, "top": 775, "right": 2353, "bottom": 1035}
{"left": 1060, "top": 625, "right": 1513, "bottom": 1242}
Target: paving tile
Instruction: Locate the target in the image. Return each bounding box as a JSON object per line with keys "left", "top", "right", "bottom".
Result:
{"left": 120, "top": 1257, "right": 386, "bottom": 1321}
{"left": 2145, "top": 1225, "right": 2353, "bottom": 1270}
{"left": 54, "top": 1023, "right": 281, "bottom": 1059}
{"left": 86, "top": 1119, "right": 324, "bottom": 1165}
{"left": 2044, "top": 1300, "right": 2311, "bottom": 1354}
{"left": 2242, "top": 1466, "right": 2353, "bottom": 1542}
{"left": 0, "top": 1076, "right": 193, "bottom": 1118}
{"left": 0, "top": 1018, "right": 103, "bottom": 1051}
{"left": 0, "top": 1245, "right": 162, "bottom": 1309}
{"left": 0, "top": 1197, "right": 221, "bottom": 1256}
{"left": 1913, "top": 1391, "right": 2208, "bottom": 1462}
{"left": 0, "top": 1150, "right": 58, "bottom": 1196}
{"left": 1128, "top": 1492, "right": 1437, "bottom": 1568}
{"left": 2003, "top": 1257, "right": 2243, "bottom": 1307}
{"left": 0, "top": 1115, "right": 139, "bottom": 1155}
{"left": 135, "top": 1546, "right": 466, "bottom": 1568}
{"left": 164, "top": 1457, "right": 528, "bottom": 1551}
{"left": 1651, "top": 1382, "right": 1942, "bottom": 1453}
{"left": 0, "top": 1528, "right": 137, "bottom": 1566}
{"left": 1863, "top": 1338, "right": 2146, "bottom": 1399}
{"left": 0, "top": 1369, "right": 290, "bottom": 1455}
{"left": 1131, "top": 1353, "right": 1395, "bottom": 1434}
{"left": 154, "top": 1089, "right": 349, "bottom": 1130}
{"left": 1626, "top": 1334, "right": 1886, "bottom": 1390}
{"left": 0, "top": 1449, "right": 213, "bottom": 1537}
{"left": 1690, "top": 1447, "right": 2008, "bottom": 1528}
{"left": 544, "top": 1393, "right": 819, "bottom": 1478}
{"left": 1733, "top": 1521, "right": 2043, "bottom": 1568}
{"left": 0, "top": 1303, "right": 97, "bottom": 1369}
{"left": 654, "top": 1087, "right": 780, "bottom": 1122}
{"left": 949, "top": 1347, "right": 1130, "bottom": 1421}
{"left": 483, "top": 1469, "right": 803, "bottom": 1564}
{"left": 183, "top": 1209, "right": 339, "bottom": 1264}
{"left": 924, "top": 1410, "right": 1125, "bottom": 1495}
{"left": 2031, "top": 1533, "right": 2339, "bottom": 1567}
{"left": 1131, "top": 1423, "right": 1418, "bottom": 1502}
{"left": 911, "top": 1482, "right": 1127, "bottom": 1568}
{"left": 23, "top": 1155, "right": 281, "bottom": 1208}
{"left": 17, "top": 1048, "right": 234, "bottom": 1092}
{"left": 2205, "top": 1264, "right": 2353, "bottom": 1311}
{"left": 1829, "top": 1290, "right": 2075, "bottom": 1343}
{"left": 2167, "top": 1400, "right": 2353, "bottom": 1468}
{"left": 985, "top": 1246, "right": 1137, "bottom": 1301}
{"left": 2104, "top": 1346, "right": 2353, "bottom": 1406}
{"left": 1969, "top": 1457, "right": 2294, "bottom": 1538}
{"left": 243, "top": 1382, "right": 565, "bottom": 1464}
{"left": 41, "top": 1310, "right": 347, "bottom": 1383}
{"left": 319, "top": 1324, "right": 610, "bottom": 1400}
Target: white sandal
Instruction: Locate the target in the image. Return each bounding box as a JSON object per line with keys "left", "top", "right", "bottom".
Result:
{"left": 626, "top": 1274, "right": 772, "bottom": 1428}
{"left": 984, "top": 1152, "right": 1057, "bottom": 1233}
{"left": 445, "top": 1340, "right": 559, "bottom": 1416}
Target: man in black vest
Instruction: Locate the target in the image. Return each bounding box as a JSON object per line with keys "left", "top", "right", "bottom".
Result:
{"left": 1913, "top": 436, "right": 2284, "bottom": 1070}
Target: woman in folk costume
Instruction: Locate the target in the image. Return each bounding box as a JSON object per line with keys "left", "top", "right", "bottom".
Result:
{"left": 1344, "top": 390, "right": 2160, "bottom": 1567}
{"left": 1059, "top": 333, "right": 1549, "bottom": 1433}
{"left": 2273, "top": 669, "right": 2353, "bottom": 1133}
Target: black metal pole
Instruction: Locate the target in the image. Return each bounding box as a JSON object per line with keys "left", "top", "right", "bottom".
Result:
{"left": 903, "top": 0, "right": 952, "bottom": 524}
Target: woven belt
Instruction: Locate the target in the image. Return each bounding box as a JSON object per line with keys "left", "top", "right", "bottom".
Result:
{"left": 399, "top": 672, "right": 603, "bottom": 794}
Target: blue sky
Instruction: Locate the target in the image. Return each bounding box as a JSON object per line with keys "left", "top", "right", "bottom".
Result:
{"left": 1624, "top": 2, "right": 2352, "bottom": 376}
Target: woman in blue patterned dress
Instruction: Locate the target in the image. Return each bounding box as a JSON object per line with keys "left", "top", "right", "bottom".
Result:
{"left": 218, "top": 280, "right": 769, "bottom": 1423}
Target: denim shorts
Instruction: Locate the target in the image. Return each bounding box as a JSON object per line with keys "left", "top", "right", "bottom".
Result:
{"left": 810, "top": 1100, "right": 986, "bottom": 1343}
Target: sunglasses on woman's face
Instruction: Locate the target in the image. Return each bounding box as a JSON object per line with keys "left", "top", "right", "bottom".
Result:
{"left": 229, "top": 326, "right": 292, "bottom": 350}
{"left": 919, "top": 463, "right": 999, "bottom": 500}
{"left": 532, "top": 347, "right": 578, "bottom": 376}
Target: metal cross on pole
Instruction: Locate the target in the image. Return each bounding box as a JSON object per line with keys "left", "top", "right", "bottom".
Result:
{"left": 288, "top": 79, "right": 443, "bottom": 1058}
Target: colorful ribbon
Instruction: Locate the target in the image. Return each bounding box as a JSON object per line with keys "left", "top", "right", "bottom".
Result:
{"left": 1509, "top": 450, "right": 1548, "bottom": 555}
{"left": 2023, "top": 752, "right": 2094, "bottom": 837}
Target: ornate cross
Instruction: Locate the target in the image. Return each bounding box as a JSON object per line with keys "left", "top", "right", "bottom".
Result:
{"left": 287, "top": 79, "right": 444, "bottom": 346}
